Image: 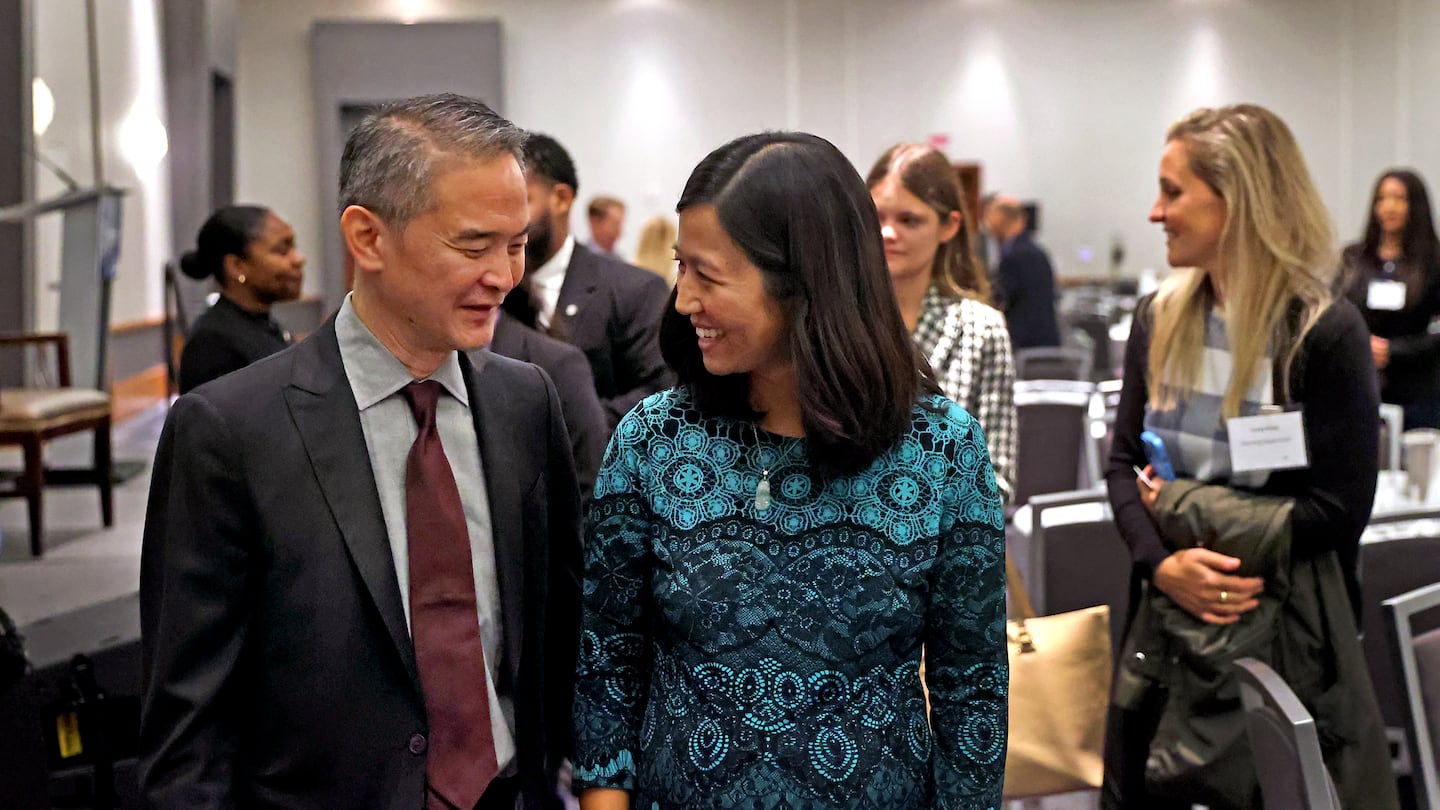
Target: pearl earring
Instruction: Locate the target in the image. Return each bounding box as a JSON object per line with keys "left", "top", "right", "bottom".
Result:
{"left": 237, "top": 274, "right": 247, "bottom": 285}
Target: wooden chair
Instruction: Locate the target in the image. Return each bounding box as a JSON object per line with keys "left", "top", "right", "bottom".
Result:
{"left": 0, "top": 333, "right": 113, "bottom": 557}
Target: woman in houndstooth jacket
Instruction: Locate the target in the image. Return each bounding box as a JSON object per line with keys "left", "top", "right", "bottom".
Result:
{"left": 868, "top": 145, "right": 1018, "bottom": 505}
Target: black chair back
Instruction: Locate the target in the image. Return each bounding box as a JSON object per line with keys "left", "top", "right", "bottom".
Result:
{"left": 1233, "top": 658, "right": 1341, "bottom": 810}
{"left": 1016, "top": 346, "right": 1093, "bottom": 382}
{"left": 1014, "top": 382, "right": 1097, "bottom": 507}
{"left": 1068, "top": 313, "right": 1114, "bottom": 380}
{"left": 1384, "top": 580, "right": 1440, "bottom": 810}
{"left": 1359, "top": 526, "right": 1440, "bottom": 733}
{"left": 1025, "top": 489, "right": 1130, "bottom": 650}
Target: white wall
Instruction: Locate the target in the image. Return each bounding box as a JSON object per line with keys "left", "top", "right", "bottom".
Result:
{"left": 31, "top": 0, "right": 172, "bottom": 329}
{"left": 226, "top": 0, "right": 1430, "bottom": 301}
{"left": 1406, "top": 0, "right": 1440, "bottom": 192}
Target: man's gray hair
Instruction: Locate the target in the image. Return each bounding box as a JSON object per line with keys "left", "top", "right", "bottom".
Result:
{"left": 339, "top": 93, "right": 526, "bottom": 228}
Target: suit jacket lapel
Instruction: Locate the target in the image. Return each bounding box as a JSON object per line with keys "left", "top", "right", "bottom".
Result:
{"left": 462, "top": 352, "right": 525, "bottom": 688}
{"left": 284, "top": 320, "right": 419, "bottom": 687}
{"left": 555, "top": 244, "right": 603, "bottom": 333}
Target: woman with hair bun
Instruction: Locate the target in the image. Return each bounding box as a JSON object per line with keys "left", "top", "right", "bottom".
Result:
{"left": 178, "top": 205, "right": 304, "bottom": 393}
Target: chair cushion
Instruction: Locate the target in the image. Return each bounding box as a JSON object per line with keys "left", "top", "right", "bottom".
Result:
{"left": 0, "top": 388, "right": 110, "bottom": 419}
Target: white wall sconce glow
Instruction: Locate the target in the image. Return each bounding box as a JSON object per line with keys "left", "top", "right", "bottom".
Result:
{"left": 118, "top": 109, "right": 169, "bottom": 173}
{"left": 32, "top": 77, "right": 55, "bottom": 136}
{"left": 390, "top": 0, "right": 443, "bottom": 23}
{"left": 1179, "top": 24, "right": 1225, "bottom": 106}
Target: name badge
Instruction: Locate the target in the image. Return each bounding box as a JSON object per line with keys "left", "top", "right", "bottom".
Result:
{"left": 1368, "top": 279, "right": 1407, "bottom": 311}
{"left": 1228, "top": 410, "right": 1309, "bottom": 474}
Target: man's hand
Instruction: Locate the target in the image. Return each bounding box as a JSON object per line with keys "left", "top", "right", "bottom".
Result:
{"left": 1153, "top": 548, "right": 1264, "bottom": 624}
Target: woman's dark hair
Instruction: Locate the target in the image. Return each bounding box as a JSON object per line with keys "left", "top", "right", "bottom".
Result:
{"left": 865, "top": 143, "right": 992, "bottom": 305}
{"left": 179, "top": 205, "right": 270, "bottom": 285}
{"left": 1358, "top": 169, "right": 1440, "bottom": 298}
{"left": 660, "top": 131, "right": 938, "bottom": 476}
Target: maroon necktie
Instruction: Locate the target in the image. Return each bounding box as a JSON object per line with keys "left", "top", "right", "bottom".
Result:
{"left": 401, "top": 380, "right": 498, "bottom": 809}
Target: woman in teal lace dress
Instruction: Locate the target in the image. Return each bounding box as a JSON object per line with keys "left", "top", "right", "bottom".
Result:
{"left": 572, "top": 132, "right": 1008, "bottom": 810}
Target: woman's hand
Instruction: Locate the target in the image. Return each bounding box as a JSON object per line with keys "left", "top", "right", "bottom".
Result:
{"left": 1136, "top": 464, "right": 1164, "bottom": 514}
{"left": 1153, "top": 548, "right": 1264, "bottom": 624}
{"left": 1372, "top": 335, "right": 1391, "bottom": 369}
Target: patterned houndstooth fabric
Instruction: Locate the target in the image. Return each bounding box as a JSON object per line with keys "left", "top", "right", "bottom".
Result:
{"left": 911, "top": 287, "right": 1018, "bottom": 506}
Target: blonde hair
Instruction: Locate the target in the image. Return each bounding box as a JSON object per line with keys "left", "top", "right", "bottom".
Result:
{"left": 1148, "top": 104, "right": 1335, "bottom": 419}
{"left": 632, "top": 215, "right": 677, "bottom": 285}
{"left": 865, "top": 143, "right": 992, "bottom": 306}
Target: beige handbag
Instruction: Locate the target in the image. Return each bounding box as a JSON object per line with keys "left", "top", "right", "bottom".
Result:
{"left": 1001, "top": 556, "right": 1113, "bottom": 799}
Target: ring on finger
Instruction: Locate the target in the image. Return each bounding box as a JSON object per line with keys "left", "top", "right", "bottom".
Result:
{"left": 1219, "top": 590, "right": 1229, "bottom": 604}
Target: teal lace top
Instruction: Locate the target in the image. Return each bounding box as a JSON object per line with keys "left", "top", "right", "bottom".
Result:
{"left": 572, "top": 388, "right": 1007, "bottom": 809}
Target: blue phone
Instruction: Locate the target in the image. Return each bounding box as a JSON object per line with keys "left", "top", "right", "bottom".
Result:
{"left": 1140, "top": 431, "right": 1176, "bottom": 481}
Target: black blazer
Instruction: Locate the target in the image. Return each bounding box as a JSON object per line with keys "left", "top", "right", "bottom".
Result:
{"left": 137, "top": 318, "right": 582, "bottom": 810}
{"left": 487, "top": 312, "right": 607, "bottom": 503}
{"left": 507, "top": 243, "right": 673, "bottom": 428}
{"left": 995, "top": 233, "right": 1062, "bottom": 349}
{"left": 178, "top": 295, "right": 291, "bottom": 394}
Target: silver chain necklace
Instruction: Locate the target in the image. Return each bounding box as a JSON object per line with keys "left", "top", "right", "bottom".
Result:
{"left": 749, "top": 421, "right": 772, "bottom": 512}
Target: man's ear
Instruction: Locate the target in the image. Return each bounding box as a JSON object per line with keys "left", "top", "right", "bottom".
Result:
{"left": 552, "top": 183, "right": 576, "bottom": 218}
{"left": 341, "top": 205, "right": 388, "bottom": 275}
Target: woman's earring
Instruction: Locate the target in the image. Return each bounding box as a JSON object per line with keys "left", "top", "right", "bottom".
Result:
{"left": 237, "top": 274, "right": 247, "bottom": 285}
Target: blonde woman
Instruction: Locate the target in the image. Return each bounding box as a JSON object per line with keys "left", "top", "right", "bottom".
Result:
{"left": 867, "top": 144, "right": 1017, "bottom": 505}
{"left": 1103, "top": 105, "right": 1397, "bottom": 809}
{"left": 632, "top": 215, "right": 677, "bottom": 285}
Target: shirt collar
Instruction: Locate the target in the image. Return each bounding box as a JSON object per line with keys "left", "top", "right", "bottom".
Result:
{"left": 529, "top": 234, "right": 575, "bottom": 287}
{"left": 335, "top": 293, "right": 470, "bottom": 412}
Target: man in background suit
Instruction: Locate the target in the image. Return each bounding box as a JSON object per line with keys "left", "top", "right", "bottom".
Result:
{"left": 986, "top": 194, "right": 1061, "bottom": 349}
{"left": 505, "top": 133, "right": 672, "bottom": 428}
{"left": 975, "top": 192, "right": 1001, "bottom": 279}
{"left": 487, "top": 310, "right": 606, "bottom": 502}
{"left": 585, "top": 195, "right": 625, "bottom": 259}
{"left": 138, "top": 94, "right": 581, "bottom": 810}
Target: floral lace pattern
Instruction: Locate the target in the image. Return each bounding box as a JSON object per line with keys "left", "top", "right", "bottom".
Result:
{"left": 574, "top": 389, "right": 1008, "bottom": 809}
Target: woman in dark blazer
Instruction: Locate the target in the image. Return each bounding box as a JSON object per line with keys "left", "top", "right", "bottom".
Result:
{"left": 1341, "top": 169, "right": 1440, "bottom": 429}
{"left": 178, "top": 205, "right": 304, "bottom": 393}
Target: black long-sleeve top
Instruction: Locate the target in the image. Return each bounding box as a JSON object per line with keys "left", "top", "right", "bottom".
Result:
{"left": 1105, "top": 294, "right": 1380, "bottom": 614}
{"left": 178, "top": 295, "right": 292, "bottom": 394}
{"left": 1340, "top": 244, "right": 1440, "bottom": 408}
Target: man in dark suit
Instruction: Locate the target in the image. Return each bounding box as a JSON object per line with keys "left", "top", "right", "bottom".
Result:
{"left": 486, "top": 310, "right": 606, "bottom": 502}
{"left": 138, "top": 94, "right": 581, "bottom": 810}
{"left": 505, "top": 133, "right": 672, "bottom": 428}
{"left": 986, "top": 194, "right": 1061, "bottom": 349}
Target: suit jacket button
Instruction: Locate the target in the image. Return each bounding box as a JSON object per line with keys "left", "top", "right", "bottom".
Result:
{"left": 409, "top": 733, "right": 427, "bottom": 755}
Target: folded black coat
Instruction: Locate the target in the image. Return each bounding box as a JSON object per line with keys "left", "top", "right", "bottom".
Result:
{"left": 1113, "top": 479, "right": 1397, "bottom": 810}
